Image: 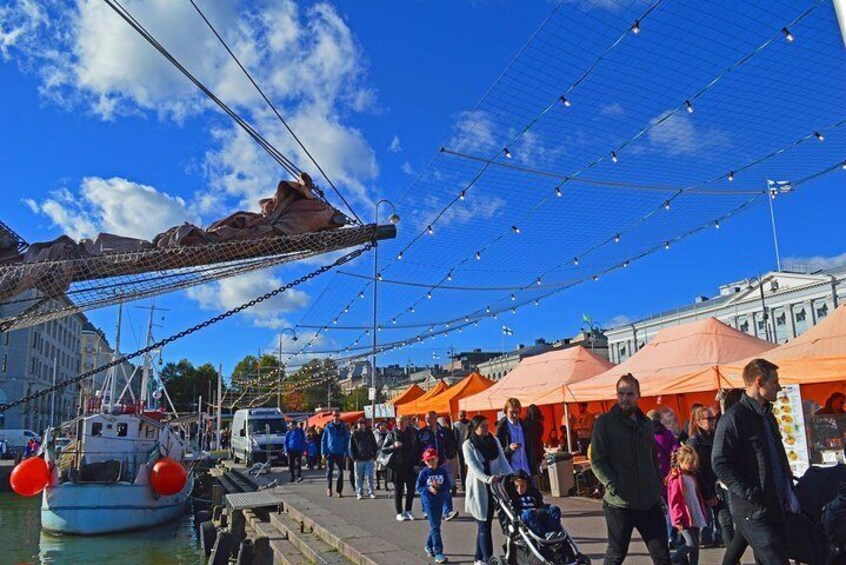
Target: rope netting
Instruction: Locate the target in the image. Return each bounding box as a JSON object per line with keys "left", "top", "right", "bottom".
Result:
{"left": 280, "top": 0, "right": 846, "bottom": 365}
{"left": 0, "top": 225, "right": 393, "bottom": 332}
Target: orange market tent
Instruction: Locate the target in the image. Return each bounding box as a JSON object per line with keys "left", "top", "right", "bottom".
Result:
{"left": 388, "top": 383, "right": 425, "bottom": 406}
{"left": 307, "top": 410, "right": 365, "bottom": 429}
{"left": 414, "top": 372, "right": 495, "bottom": 418}
{"left": 566, "top": 318, "right": 776, "bottom": 405}
{"left": 397, "top": 380, "right": 449, "bottom": 416}
{"left": 460, "top": 346, "right": 614, "bottom": 411}
{"left": 719, "top": 303, "right": 846, "bottom": 403}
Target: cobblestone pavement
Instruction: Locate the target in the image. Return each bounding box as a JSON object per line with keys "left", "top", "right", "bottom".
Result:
{"left": 252, "top": 464, "right": 752, "bottom": 564}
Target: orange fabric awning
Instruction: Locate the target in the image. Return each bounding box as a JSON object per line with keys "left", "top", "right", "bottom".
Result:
{"left": 719, "top": 303, "right": 846, "bottom": 389}
{"left": 388, "top": 383, "right": 425, "bottom": 406}
{"left": 460, "top": 346, "right": 614, "bottom": 411}
{"left": 397, "top": 380, "right": 449, "bottom": 416}
{"left": 306, "top": 410, "right": 365, "bottom": 429}
{"left": 567, "top": 318, "right": 776, "bottom": 402}
{"left": 414, "top": 372, "right": 495, "bottom": 417}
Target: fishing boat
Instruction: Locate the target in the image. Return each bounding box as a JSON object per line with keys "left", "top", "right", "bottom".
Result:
{"left": 39, "top": 305, "right": 198, "bottom": 535}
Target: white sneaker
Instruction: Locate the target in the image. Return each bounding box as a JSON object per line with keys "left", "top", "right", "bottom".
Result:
{"left": 356, "top": 493, "right": 362, "bottom": 500}
{"left": 443, "top": 510, "right": 458, "bottom": 521}
{"left": 368, "top": 493, "right": 376, "bottom": 499}
{"left": 403, "top": 511, "right": 415, "bottom": 521}
{"left": 396, "top": 513, "right": 405, "bottom": 521}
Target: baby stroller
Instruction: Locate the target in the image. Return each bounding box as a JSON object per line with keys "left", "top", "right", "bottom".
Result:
{"left": 787, "top": 464, "right": 846, "bottom": 565}
{"left": 489, "top": 474, "right": 590, "bottom": 565}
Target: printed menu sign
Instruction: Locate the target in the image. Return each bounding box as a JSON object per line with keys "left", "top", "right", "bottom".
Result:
{"left": 772, "top": 384, "right": 810, "bottom": 477}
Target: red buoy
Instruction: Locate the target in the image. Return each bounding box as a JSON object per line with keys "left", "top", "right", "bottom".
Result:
{"left": 10, "top": 457, "right": 50, "bottom": 497}
{"left": 150, "top": 458, "right": 187, "bottom": 496}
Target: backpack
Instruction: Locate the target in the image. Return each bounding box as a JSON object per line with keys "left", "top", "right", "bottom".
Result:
{"left": 822, "top": 482, "right": 846, "bottom": 555}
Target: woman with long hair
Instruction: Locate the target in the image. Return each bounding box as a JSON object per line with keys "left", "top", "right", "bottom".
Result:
{"left": 687, "top": 406, "right": 732, "bottom": 548}
{"left": 464, "top": 414, "right": 512, "bottom": 565}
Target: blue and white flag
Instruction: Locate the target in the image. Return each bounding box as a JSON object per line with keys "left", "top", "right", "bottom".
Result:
{"left": 766, "top": 179, "right": 793, "bottom": 194}
{"left": 501, "top": 325, "right": 514, "bottom": 336}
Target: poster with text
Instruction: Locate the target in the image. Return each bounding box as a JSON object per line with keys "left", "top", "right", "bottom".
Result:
{"left": 773, "top": 384, "right": 810, "bottom": 477}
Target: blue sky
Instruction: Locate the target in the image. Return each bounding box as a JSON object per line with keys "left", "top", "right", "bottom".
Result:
{"left": 1, "top": 0, "right": 845, "bottom": 378}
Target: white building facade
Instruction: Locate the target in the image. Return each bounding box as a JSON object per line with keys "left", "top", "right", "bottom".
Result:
{"left": 605, "top": 267, "right": 845, "bottom": 365}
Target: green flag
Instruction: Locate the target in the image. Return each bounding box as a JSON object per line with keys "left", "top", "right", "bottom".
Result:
{"left": 581, "top": 313, "right": 592, "bottom": 325}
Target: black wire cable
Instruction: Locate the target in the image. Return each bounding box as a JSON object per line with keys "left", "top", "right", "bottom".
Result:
{"left": 186, "top": 0, "right": 363, "bottom": 225}
{"left": 103, "top": 0, "right": 301, "bottom": 179}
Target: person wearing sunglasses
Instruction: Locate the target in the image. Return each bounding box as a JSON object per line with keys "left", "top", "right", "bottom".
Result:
{"left": 688, "top": 406, "right": 733, "bottom": 550}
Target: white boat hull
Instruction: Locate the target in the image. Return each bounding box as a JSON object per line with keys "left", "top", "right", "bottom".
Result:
{"left": 40, "top": 477, "right": 193, "bottom": 535}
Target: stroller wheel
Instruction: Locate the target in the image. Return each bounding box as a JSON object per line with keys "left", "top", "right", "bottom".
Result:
{"left": 489, "top": 557, "right": 507, "bottom": 565}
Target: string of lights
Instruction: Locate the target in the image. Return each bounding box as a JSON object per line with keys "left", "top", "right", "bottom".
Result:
{"left": 285, "top": 0, "right": 845, "bottom": 369}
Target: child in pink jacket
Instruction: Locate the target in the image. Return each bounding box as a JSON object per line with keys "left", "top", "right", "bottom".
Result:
{"left": 666, "top": 445, "right": 707, "bottom": 565}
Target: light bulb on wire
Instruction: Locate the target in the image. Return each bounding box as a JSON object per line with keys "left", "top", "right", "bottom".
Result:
{"left": 397, "top": 251, "right": 403, "bottom": 260}
{"left": 631, "top": 20, "right": 640, "bottom": 34}
{"left": 814, "top": 131, "right": 824, "bottom": 142}
{"left": 559, "top": 95, "right": 571, "bottom": 108}
{"left": 610, "top": 151, "right": 619, "bottom": 163}
{"left": 427, "top": 225, "right": 434, "bottom": 235}
{"left": 685, "top": 100, "right": 694, "bottom": 113}
{"left": 728, "top": 171, "right": 735, "bottom": 182}
{"left": 446, "top": 271, "right": 453, "bottom": 281}
{"left": 475, "top": 251, "right": 481, "bottom": 260}
{"left": 555, "top": 187, "right": 562, "bottom": 197}
{"left": 504, "top": 147, "right": 513, "bottom": 159}
{"left": 409, "top": 306, "right": 415, "bottom": 313}
{"left": 427, "top": 291, "right": 432, "bottom": 300}
{"left": 512, "top": 226, "right": 521, "bottom": 234}
{"left": 715, "top": 220, "right": 721, "bottom": 229}
{"left": 665, "top": 241, "right": 671, "bottom": 250}
{"left": 781, "top": 27, "right": 794, "bottom": 42}
{"left": 511, "top": 293, "right": 516, "bottom": 301}
{"left": 536, "top": 277, "right": 542, "bottom": 286}
{"left": 574, "top": 257, "right": 580, "bottom": 266}
{"left": 459, "top": 190, "right": 466, "bottom": 201}
{"left": 614, "top": 233, "right": 620, "bottom": 244}
{"left": 664, "top": 200, "right": 671, "bottom": 211}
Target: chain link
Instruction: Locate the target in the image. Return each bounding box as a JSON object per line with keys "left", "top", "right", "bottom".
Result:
{"left": 0, "top": 243, "right": 373, "bottom": 413}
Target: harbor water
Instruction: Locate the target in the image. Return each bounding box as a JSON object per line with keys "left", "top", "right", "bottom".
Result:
{"left": 0, "top": 492, "right": 203, "bottom": 564}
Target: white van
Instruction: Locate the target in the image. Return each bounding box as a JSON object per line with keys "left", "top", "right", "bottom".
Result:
{"left": 230, "top": 408, "right": 288, "bottom": 466}
{"left": 0, "top": 429, "right": 40, "bottom": 456}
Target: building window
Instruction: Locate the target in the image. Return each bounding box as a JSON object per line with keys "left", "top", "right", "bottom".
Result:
{"left": 796, "top": 309, "right": 806, "bottom": 322}
{"left": 776, "top": 313, "right": 786, "bottom": 327}
{"left": 740, "top": 321, "right": 750, "bottom": 333}
{"left": 619, "top": 345, "right": 627, "bottom": 357}
{"left": 757, "top": 320, "right": 765, "bottom": 331}
{"left": 817, "top": 303, "right": 829, "bottom": 319}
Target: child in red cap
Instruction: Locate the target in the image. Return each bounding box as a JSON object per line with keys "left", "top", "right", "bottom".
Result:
{"left": 416, "top": 447, "right": 450, "bottom": 563}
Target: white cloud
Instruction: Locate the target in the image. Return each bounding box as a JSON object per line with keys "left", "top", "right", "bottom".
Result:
{"left": 782, "top": 252, "right": 846, "bottom": 273}
{"left": 448, "top": 110, "right": 497, "bottom": 155}
{"left": 599, "top": 102, "right": 624, "bottom": 116}
{"left": 6, "top": 0, "right": 380, "bottom": 214}
{"left": 604, "top": 314, "right": 633, "bottom": 329}
{"left": 186, "top": 270, "right": 310, "bottom": 328}
{"left": 389, "top": 135, "right": 402, "bottom": 153}
{"left": 401, "top": 161, "right": 414, "bottom": 175}
{"left": 647, "top": 110, "right": 730, "bottom": 157}
{"left": 27, "top": 177, "right": 198, "bottom": 240}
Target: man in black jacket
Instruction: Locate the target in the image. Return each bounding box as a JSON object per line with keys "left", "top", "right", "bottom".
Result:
{"left": 349, "top": 418, "right": 378, "bottom": 500}
{"left": 495, "top": 398, "right": 538, "bottom": 479}
{"left": 712, "top": 358, "right": 799, "bottom": 565}
{"left": 381, "top": 415, "right": 418, "bottom": 521}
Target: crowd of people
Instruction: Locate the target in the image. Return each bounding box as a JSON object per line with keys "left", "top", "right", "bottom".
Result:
{"left": 265, "top": 357, "right": 828, "bottom": 565}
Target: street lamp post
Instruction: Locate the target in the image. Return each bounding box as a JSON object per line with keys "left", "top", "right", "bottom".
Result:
{"left": 277, "top": 328, "right": 298, "bottom": 410}
{"left": 749, "top": 276, "right": 771, "bottom": 342}
{"left": 372, "top": 200, "right": 400, "bottom": 428}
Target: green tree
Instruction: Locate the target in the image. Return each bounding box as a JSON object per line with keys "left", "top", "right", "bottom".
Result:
{"left": 342, "top": 387, "right": 369, "bottom": 412}
{"left": 160, "top": 359, "right": 224, "bottom": 412}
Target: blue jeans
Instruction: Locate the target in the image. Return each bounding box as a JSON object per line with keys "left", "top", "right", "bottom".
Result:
{"left": 354, "top": 459, "right": 374, "bottom": 496}
{"left": 475, "top": 488, "right": 495, "bottom": 562}
{"left": 521, "top": 505, "right": 562, "bottom": 537}
{"left": 424, "top": 498, "right": 445, "bottom": 554}
{"left": 440, "top": 461, "right": 454, "bottom": 515}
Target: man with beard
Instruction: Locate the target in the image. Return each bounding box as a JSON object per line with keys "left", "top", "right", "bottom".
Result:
{"left": 591, "top": 374, "right": 670, "bottom": 565}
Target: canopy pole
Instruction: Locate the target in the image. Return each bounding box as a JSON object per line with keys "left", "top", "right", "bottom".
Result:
{"left": 563, "top": 401, "right": 573, "bottom": 454}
